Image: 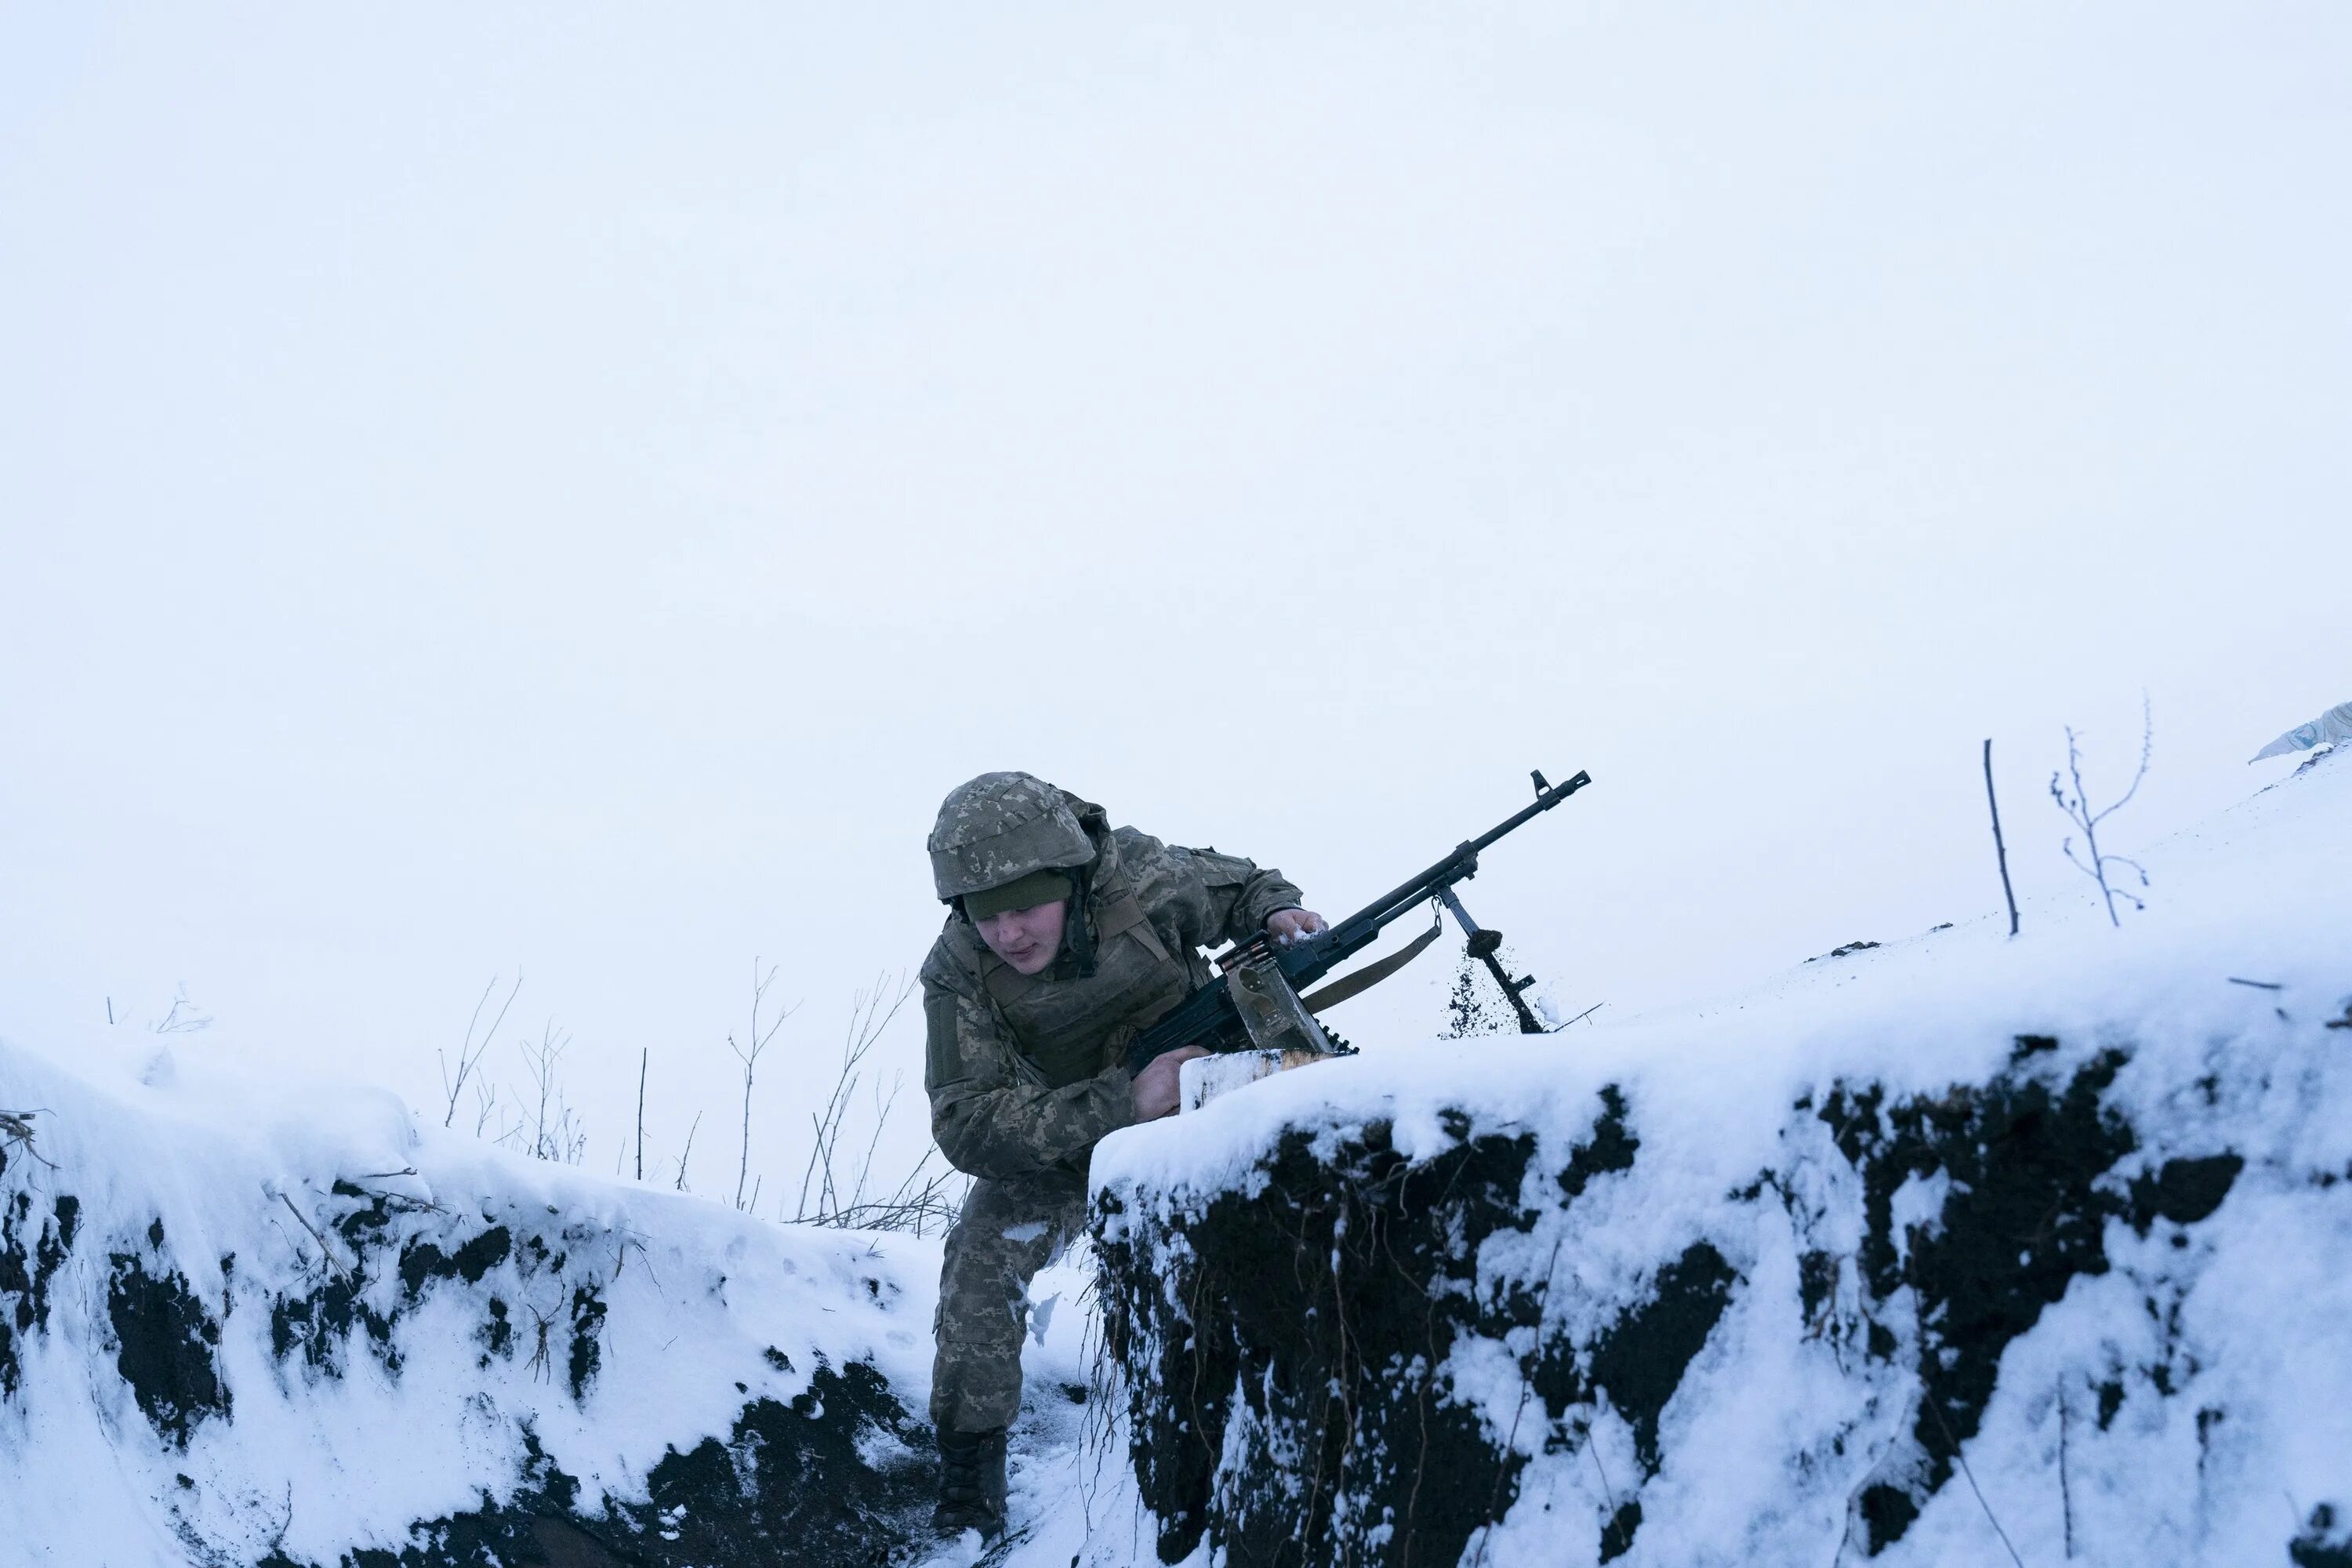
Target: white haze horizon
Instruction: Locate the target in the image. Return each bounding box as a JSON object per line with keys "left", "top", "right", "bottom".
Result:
{"left": 3, "top": 5, "right": 2347, "bottom": 1203}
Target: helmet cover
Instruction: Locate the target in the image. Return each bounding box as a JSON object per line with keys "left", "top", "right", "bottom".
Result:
{"left": 928, "top": 771, "right": 1094, "bottom": 902}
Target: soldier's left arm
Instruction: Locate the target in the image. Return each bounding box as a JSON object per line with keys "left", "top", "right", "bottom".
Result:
{"left": 1139, "top": 836, "right": 1308, "bottom": 950}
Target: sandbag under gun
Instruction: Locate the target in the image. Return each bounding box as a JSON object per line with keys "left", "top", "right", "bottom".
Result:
{"left": 1123, "top": 767, "right": 1592, "bottom": 1076}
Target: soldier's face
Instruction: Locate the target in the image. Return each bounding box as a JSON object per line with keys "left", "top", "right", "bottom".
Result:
{"left": 973, "top": 898, "right": 1068, "bottom": 975}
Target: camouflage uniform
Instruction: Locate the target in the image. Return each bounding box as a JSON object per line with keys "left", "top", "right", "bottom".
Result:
{"left": 922, "top": 778, "right": 1302, "bottom": 1434}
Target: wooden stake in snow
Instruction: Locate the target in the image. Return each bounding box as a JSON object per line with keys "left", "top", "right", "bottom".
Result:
{"left": 1984, "top": 739, "right": 2020, "bottom": 938}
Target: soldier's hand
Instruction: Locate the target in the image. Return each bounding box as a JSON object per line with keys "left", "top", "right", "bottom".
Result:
{"left": 1132, "top": 1045, "right": 1211, "bottom": 1123}
{"left": 1266, "top": 907, "right": 1327, "bottom": 947}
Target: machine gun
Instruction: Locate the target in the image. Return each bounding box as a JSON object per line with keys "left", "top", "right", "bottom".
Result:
{"left": 1123, "top": 768, "right": 1592, "bottom": 1076}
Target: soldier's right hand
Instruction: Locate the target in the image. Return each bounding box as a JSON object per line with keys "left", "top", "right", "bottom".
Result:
{"left": 1131, "top": 1045, "right": 1211, "bottom": 1123}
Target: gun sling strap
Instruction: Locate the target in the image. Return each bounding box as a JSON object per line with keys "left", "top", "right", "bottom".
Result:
{"left": 1297, "top": 907, "right": 1446, "bottom": 1015}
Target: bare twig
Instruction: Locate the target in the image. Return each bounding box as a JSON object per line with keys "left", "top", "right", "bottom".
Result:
{"left": 797, "top": 1161, "right": 965, "bottom": 1236}
{"left": 1922, "top": 1384, "right": 2027, "bottom": 1566}
{"left": 1584, "top": 1414, "right": 1620, "bottom": 1519}
{"left": 471, "top": 1076, "right": 515, "bottom": 1143}
{"left": 1, "top": 1109, "right": 59, "bottom": 1171}
{"left": 2049, "top": 696, "right": 2154, "bottom": 927}
{"left": 850, "top": 1071, "right": 903, "bottom": 1212}
{"left": 771, "top": 977, "right": 962, "bottom": 1236}
{"left": 154, "top": 984, "right": 213, "bottom": 1035}
{"left": 354, "top": 1185, "right": 446, "bottom": 1216}
{"left": 1984, "top": 739, "right": 2020, "bottom": 937}
{"left": 2059, "top": 1377, "right": 2075, "bottom": 1558}
{"left": 516, "top": 1021, "right": 587, "bottom": 1163}
{"left": 731, "top": 960, "right": 798, "bottom": 1211}
{"left": 441, "top": 973, "right": 522, "bottom": 1128}
{"left": 274, "top": 1191, "right": 352, "bottom": 1281}
{"left": 263, "top": 1480, "right": 293, "bottom": 1552}
{"left": 525, "top": 1301, "right": 557, "bottom": 1381}
{"left": 792, "top": 975, "right": 914, "bottom": 1223}
{"left": 1908, "top": 1247, "right": 2026, "bottom": 1568}
{"left": 634, "top": 1047, "right": 648, "bottom": 1182}
{"left": 673, "top": 1111, "right": 702, "bottom": 1192}
{"left": 1468, "top": 1232, "right": 1567, "bottom": 1568}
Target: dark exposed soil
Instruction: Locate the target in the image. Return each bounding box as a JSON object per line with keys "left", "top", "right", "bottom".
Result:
{"left": 1098, "top": 1111, "right": 1542, "bottom": 1567}
{"left": 109, "top": 1224, "right": 232, "bottom": 1449}
{"left": 1823, "top": 1047, "right": 2153, "bottom": 1552}
{"left": 2295, "top": 1503, "right": 2352, "bottom": 1568}
{"left": 0, "top": 1190, "right": 76, "bottom": 1396}
{"left": 256, "top": 1359, "right": 930, "bottom": 1568}
{"left": 1098, "top": 1095, "right": 1683, "bottom": 1568}
{"left": 4, "top": 1168, "right": 931, "bottom": 1568}
{"left": 1098, "top": 1044, "right": 2255, "bottom": 1566}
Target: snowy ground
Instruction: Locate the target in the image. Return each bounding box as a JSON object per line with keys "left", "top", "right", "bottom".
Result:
{"left": 910, "top": 1250, "right": 1150, "bottom": 1568}
{"left": 0, "top": 956, "right": 1136, "bottom": 1566}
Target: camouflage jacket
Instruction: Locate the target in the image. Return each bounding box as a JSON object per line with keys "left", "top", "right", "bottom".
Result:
{"left": 920, "top": 805, "right": 1305, "bottom": 1181}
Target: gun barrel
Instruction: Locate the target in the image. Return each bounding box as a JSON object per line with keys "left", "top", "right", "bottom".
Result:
{"left": 1127, "top": 766, "right": 1592, "bottom": 1074}
{"left": 1323, "top": 769, "right": 1591, "bottom": 942}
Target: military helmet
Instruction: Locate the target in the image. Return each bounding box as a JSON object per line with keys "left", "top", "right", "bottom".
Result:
{"left": 928, "top": 771, "right": 1095, "bottom": 905}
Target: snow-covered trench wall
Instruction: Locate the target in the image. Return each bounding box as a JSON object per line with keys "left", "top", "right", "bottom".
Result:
{"left": 0, "top": 1036, "right": 943, "bottom": 1566}
{"left": 1092, "top": 758, "right": 2352, "bottom": 1568}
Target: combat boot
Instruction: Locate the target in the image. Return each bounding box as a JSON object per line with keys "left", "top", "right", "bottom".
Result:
{"left": 933, "top": 1425, "right": 1009, "bottom": 1538}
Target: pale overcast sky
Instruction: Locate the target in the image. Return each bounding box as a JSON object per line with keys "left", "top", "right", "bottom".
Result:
{"left": 3, "top": 5, "right": 2346, "bottom": 1196}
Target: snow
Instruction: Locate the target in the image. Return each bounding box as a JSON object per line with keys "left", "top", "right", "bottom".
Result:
{"left": 0, "top": 1020, "right": 946, "bottom": 1565}
{"left": 1087, "top": 750, "right": 2352, "bottom": 1566}
{"left": 1112, "top": 751, "right": 2350, "bottom": 1207}
{"left": 3, "top": 754, "right": 2344, "bottom": 1566}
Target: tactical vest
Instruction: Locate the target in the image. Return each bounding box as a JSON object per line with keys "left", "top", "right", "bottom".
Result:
{"left": 978, "top": 889, "right": 1192, "bottom": 1088}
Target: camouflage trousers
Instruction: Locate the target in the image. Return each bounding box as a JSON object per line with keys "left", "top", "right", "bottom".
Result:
{"left": 931, "top": 1169, "right": 1087, "bottom": 1434}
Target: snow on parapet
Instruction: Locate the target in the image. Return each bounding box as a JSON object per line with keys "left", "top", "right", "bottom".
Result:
{"left": 1091, "top": 755, "right": 2352, "bottom": 1567}
{"left": 0, "top": 1028, "right": 942, "bottom": 1565}
{"left": 1098, "top": 750, "right": 2352, "bottom": 1204}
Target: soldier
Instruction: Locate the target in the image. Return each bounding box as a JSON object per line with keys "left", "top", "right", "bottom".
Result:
{"left": 920, "top": 771, "right": 1324, "bottom": 1537}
